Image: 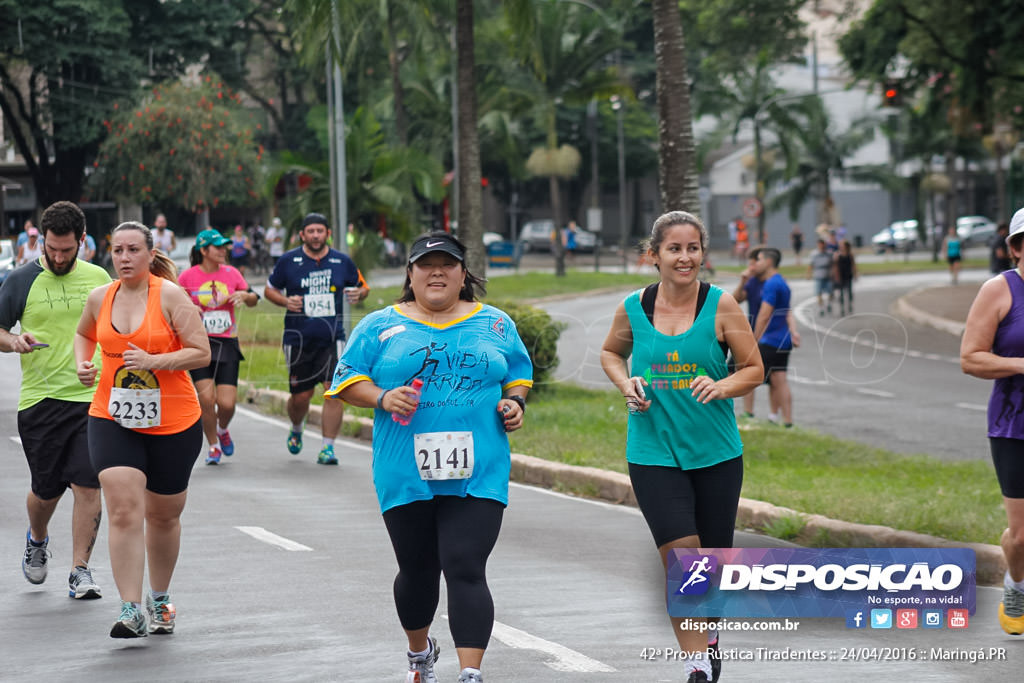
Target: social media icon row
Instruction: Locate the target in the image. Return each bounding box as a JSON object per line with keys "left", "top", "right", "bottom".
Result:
{"left": 846, "top": 608, "right": 969, "bottom": 629}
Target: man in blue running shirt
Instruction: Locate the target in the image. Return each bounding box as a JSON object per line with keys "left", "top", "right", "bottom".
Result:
{"left": 752, "top": 248, "right": 801, "bottom": 427}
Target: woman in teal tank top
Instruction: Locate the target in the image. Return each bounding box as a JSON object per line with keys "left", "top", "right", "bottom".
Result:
{"left": 601, "top": 211, "right": 763, "bottom": 683}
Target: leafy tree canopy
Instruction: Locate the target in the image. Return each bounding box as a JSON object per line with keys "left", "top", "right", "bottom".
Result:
{"left": 89, "top": 76, "right": 264, "bottom": 212}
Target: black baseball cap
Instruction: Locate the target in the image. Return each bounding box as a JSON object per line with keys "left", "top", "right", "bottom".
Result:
{"left": 408, "top": 233, "right": 465, "bottom": 264}
{"left": 301, "top": 212, "right": 329, "bottom": 229}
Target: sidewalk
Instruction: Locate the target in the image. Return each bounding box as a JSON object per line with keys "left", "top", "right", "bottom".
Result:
{"left": 896, "top": 281, "right": 982, "bottom": 336}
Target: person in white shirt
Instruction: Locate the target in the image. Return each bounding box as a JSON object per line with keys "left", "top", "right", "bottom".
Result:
{"left": 152, "top": 214, "right": 176, "bottom": 254}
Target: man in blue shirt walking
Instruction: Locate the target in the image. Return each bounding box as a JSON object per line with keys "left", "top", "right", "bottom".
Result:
{"left": 751, "top": 248, "right": 801, "bottom": 427}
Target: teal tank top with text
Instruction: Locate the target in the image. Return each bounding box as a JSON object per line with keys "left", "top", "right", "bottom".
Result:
{"left": 623, "top": 285, "right": 743, "bottom": 470}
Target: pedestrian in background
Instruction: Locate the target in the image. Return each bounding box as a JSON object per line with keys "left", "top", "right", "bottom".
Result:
{"left": 790, "top": 223, "right": 803, "bottom": 266}
{"left": 961, "top": 206, "right": 1024, "bottom": 638}
{"left": 753, "top": 247, "right": 801, "bottom": 427}
{"left": 325, "top": 231, "right": 532, "bottom": 683}
{"left": 179, "top": 229, "right": 260, "bottom": 464}
{"left": 944, "top": 226, "right": 963, "bottom": 285}
{"left": 991, "top": 222, "right": 1012, "bottom": 274}
{"left": 229, "top": 224, "right": 251, "bottom": 276}
{"left": 151, "top": 213, "right": 176, "bottom": 254}
{"left": 17, "top": 226, "right": 42, "bottom": 265}
{"left": 0, "top": 201, "right": 111, "bottom": 600}
{"left": 75, "top": 221, "right": 209, "bottom": 638}
{"left": 835, "top": 239, "right": 857, "bottom": 316}
{"left": 807, "top": 239, "right": 834, "bottom": 316}
{"left": 601, "top": 211, "right": 762, "bottom": 683}
{"left": 732, "top": 246, "right": 764, "bottom": 418}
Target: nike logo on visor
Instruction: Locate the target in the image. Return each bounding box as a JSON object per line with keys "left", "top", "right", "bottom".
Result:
{"left": 426, "top": 241, "right": 445, "bottom": 248}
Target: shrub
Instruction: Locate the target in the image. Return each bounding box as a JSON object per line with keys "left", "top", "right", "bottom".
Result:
{"left": 488, "top": 300, "right": 567, "bottom": 393}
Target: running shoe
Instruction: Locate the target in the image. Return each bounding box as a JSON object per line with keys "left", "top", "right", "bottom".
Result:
{"left": 999, "top": 582, "right": 1024, "bottom": 635}
{"left": 708, "top": 635, "right": 722, "bottom": 682}
{"left": 68, "top": 565, "right": 101, "bottom": 599}
{"left": 205, "top": 446, "right": 222, "bottom": 465}
{"left": 457, "top": 669, "right": 483, "bottom": 683}
{"left": 406, "top": 636, "right": 439, "bottom": 683}
{"left": 22, "top": 530, "right": 50, "bottom": 585}
{"left": 110, "top": 601, "right": 148, "bottom": 638}
{"left": 145, "top": 592, "right": 176, "bottom": 634}
{"left": 287, "top": 430, "right": 303, "bottom": 455}
{"left": 317, "top": 444, "right": 338, "bottom": 465}
{"left": 685, "top": 672, "right": 710, "bottom": 683}
{"left": 219, "top": 430, "right": 234, "bottom": 456}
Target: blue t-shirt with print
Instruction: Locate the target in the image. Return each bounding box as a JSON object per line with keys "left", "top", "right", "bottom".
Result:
{"left": 758, "top": 273, "right": 792, "bottom": 350}
{"left": 267, "top": 246, "right": 361, "bottom": 346}
{"left": 325, "top": 303, "right": 534, "bottom": 513}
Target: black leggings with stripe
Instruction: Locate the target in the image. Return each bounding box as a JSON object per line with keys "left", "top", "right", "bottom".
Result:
{"left": 382, "top": 495, "right": 504, "bottom": 649}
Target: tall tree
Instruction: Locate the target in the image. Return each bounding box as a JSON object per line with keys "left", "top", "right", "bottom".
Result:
{"left": 454, "top": 0, "right": 485, "bottom": 275}
{"left": 0, "top": 0, "right": 252, "bottom": 207}
{"left": 651, "top": 0, "right": 699, "bottom": 215}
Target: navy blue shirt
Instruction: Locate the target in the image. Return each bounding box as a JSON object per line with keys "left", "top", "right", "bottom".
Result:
{"left": 268, "top": 246, "right": 361, "bottom": 346}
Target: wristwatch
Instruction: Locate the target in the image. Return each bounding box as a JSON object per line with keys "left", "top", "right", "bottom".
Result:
{"left": 507, "top": 395, "right": 526, "bottom": 413}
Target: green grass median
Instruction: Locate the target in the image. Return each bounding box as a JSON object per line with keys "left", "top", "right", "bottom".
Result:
{"left": 235, "top": 270, "right": 1002, "bottom": 546}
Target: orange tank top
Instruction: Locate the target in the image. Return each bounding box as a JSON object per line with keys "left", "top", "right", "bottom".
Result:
{"left": 89, "top": 274, "right": 201, "bottom": 433}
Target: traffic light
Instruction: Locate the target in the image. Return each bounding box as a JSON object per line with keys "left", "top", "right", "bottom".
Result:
{"left": 882, "top": 79, "right": 903, "bottom": 107}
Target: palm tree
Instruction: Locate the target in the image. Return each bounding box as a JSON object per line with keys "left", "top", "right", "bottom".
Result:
{"left": 502, "top": 0, "right": 624, "bottom": 275}
{"left": 651, "top": 0, "right": 699, "bottom": 215}
{"left": 764, "top": 97, "right": 899, "bottom": 227}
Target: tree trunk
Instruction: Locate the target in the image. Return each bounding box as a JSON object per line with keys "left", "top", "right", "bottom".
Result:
{"left": 549, "top": 174, "right": 566, "bottom": 276}
{"left": 385, "top": 0, "right": 408, "bottom": 145}
{"left": 651, "top": 0, "right": 699, "bottom": 217}
{"left": 455, "top": 0, "right": 485, "bottom": 277}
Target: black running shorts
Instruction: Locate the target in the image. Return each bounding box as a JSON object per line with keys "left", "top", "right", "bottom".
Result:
{"left": 18, "top": 399, "right": 99, "bottom": 499}
{"left": 284, "top": 340, "right": 344, "bottom": 395}
{"left": 990, "top": 437, "right": 1024, "bottom": 499}
{"left": 87, "top": 417, "right": 203, "bottom": 495}
{"left": 190, "top": 336, "right": 244, "bottom": 386}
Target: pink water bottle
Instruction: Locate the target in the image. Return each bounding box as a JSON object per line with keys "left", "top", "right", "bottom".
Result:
{"left": 392, "top": 378, "right": 424, "bottom": 425}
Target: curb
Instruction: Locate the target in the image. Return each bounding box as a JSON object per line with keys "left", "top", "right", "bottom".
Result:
{"left": 240, "top": 384, "right": 1005, "bottom": 585}
{"left": 894, "top": 287, "right": 966, "bottom": 337}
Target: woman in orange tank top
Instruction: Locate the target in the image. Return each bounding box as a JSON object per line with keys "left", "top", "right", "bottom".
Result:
{"left": 74, "top": 221, "right": 210, "bottom": 639}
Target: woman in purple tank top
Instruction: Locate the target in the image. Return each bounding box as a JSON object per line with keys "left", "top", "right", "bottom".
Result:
{"left": 962, "top": 206, "right": 1024, "bottom": 637}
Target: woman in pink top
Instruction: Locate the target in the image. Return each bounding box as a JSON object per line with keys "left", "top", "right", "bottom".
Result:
{"left": 178, "top": 229, "right": 259, "bottom": 464}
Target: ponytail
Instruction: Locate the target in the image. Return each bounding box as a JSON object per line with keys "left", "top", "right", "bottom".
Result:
{"left": 150, "top": 250, "right": 178, "bottom": 283}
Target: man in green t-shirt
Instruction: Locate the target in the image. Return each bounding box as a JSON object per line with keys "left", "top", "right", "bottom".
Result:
{"left": 0, "top": 201, "right": 111, "bottom": 599}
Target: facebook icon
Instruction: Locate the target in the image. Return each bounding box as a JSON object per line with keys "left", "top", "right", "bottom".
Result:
{"left": 845, "top": 609, "right": 866, "bottom": 629}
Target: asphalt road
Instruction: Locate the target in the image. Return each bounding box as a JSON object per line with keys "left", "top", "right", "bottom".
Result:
{"left": 541, "top": 268, "right": 993, "bottom": 461}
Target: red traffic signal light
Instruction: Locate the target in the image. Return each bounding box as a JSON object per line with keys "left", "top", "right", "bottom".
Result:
{"left": 883, "top": 79, "right": 903, "bottom": 107}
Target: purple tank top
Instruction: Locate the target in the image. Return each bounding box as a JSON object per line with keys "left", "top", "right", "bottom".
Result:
{"left": 989, "top": 271, "right": 1024, "bottom": 439}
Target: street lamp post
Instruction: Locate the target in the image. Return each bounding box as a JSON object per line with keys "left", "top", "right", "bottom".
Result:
{"left": 611, "top": 95, "right": 627, "bottom": 272}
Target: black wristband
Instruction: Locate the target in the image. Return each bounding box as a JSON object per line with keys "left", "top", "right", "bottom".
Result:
{"left": 507, "top": 395, "right": 526, "bottom": 413}
{"left": 376, "top": 389, "right": 388, "bottom": 411}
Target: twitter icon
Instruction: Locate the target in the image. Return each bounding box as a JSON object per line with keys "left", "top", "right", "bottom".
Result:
{"left": 870, "top": 609, "right": 892, "bottom": 629}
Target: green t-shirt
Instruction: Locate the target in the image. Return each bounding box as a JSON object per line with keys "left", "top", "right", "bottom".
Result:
{"left": 0, "top": 258, "right": 111, "bottom": 410}
{"left": 623, "top": 285, "right": 743, "bottom": 470}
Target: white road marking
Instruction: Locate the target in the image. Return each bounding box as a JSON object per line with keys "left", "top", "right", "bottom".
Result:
{"left": 856, "top": 388, "right": 895, "bottom": 398}
{"left": 235, "top": 526, "right": 313, "bottom": 551}
{"left": 955, "top": 402, "right": 987, "bottom": 412}
{"left": 512, "top": 480, "right": 642, "bottom": 515}
{"left": 10, "top": 436, "right": 21, "bottom": 445}
{"left": 441, "top": 615, "right": 617, "bottom": 673}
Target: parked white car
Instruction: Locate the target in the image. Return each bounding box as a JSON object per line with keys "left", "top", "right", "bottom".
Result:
{"left": 956, "top": 215, "right": 997, "bottom": 246}
{"left": 517, "top": 219, "right": 599, "bottom": 252}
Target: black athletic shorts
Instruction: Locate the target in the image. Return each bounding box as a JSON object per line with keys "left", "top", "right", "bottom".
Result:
{"left": 628, "top": 457, "right": 744, "bottom": 548}
{"left": 758, "top": 343, "right": 791, "bottom": 384}
{"left": 190, "top": 336, "right": 245, "bottom": 386}
{"left": 284, "top": 340, "right": 345, "bottom": 395}
{"left": 947, "top": 255, "right": 962, "bottom": 265}
{"left": 990, "top": 437, "right": 1024, "bottom": 499}
{"left": 18, "top": 399, "right": 99, "bottom": 499}
{"left": 87, "top": 417, "right": 203, "bottom": 495}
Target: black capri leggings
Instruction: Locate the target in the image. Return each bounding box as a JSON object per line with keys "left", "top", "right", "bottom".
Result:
{"left": 88, "top": 417, "right": 203, "bottom": 495}
{"left": 628, "top": 457, "right": 744, "bottom": 548}
{"left": 382, "top": 495, "right": 505, "bottom": 649}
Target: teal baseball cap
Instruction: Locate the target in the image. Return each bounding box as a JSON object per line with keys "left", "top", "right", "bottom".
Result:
{"left": 195, "top": 229, "right": 231, "bottom": 249}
